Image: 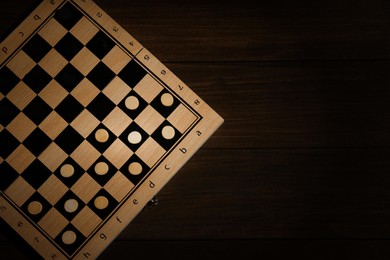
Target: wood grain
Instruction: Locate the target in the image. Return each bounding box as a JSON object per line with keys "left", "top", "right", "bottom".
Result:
{"left": 1, "top": 0, "right": 390, "bottom": 259}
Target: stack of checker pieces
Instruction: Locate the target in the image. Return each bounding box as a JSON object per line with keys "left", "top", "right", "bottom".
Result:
{"left": 0, "top": 0, "right": 223, "bottom": 259}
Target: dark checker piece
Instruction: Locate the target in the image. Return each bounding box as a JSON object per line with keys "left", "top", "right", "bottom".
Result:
{"left": 23, "top": 65, "right": 52, "bottom": 94}
{"left": 0, "top": 66, "right": 19, "bottom": 95}
{"left": 86, "top": 31, "right": 115, "bottom": 59}
{"left": 21, "top": 160, "right": 52, "bottom": 190}
{"left": 0, "top": 129, "right": 20, "bottom": 159}
{"left": 23, "top": 128, "right": 51, "bottom": 157}
{"left": 55, "top": 125, "right": 84, "bottom": 154}
{"left": 22, "top": 34, "right": 51, "bottom": 63}
{"left": 54, "top": 2, "right": 83, "bottom": 30}
{"left": 118, "top": 60, "right": 147, "bottom": 88}
{"left": 55, "top": 33, "right": 83, "bottom": 61}
{"left": 0, "top": 162, "right": 19, "bottom": 191}
{"left": 55, "top": 63, "right": 84, "bottom": 92}
{"left": 23, "top": 96, "right": 52, "bottom": 125}
{"left": 55, "top": 95, "right": 84, "bottom": 123}
{"left": 0, "top": 98, "right": 19, "bottom": 126}
{"left": 86, "top": 62, "right": 115, "bottom": 90}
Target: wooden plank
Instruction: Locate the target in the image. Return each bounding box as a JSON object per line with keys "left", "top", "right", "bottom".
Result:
{"left": 0, "top": 0, "right": 389, "bottom": 62}
{"left": 104, "top": 148, "right": 390, "bottom": 239}
{"left": 2, "top": 237, "right": 390, "bottom": 260}
{"left": 167, "top": 61, "right": 390, "bottom": 149}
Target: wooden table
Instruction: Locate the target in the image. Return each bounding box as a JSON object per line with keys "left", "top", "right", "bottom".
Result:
{"left": 1, "top": 0, "right": 389, "bottom": 259}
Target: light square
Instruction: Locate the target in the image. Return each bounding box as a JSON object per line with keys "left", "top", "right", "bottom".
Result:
{"left": 71, "top": 78, "right": 100, "bottom": 107}
{"left": 70, "top": 16, "right": 99, "bottom": 45}
{"left": 37, "top": 174, "right": 68, "bottom": 206}
{"left": 6, "top": 51, "right": 35, "bottom": 79}
{"left": 167, "top": 104, "right": 198, "bottom": 134}
{"left": 71, "top": 109, "right": 100, "bottom": 138}
{"left": 39, "top": 49, "right": 68, "bottom": 77}
{"left": 71, "top": 140, "right": 101, "bottom": 170}
{"left": 6, "top": 82, "right": 36, "bottom": 110}
{"left": 102, "top": 77, "right": 131, "bottom": 105}
{"left": 136, "top": 138, "right": 166, "bottom": 168}
{"left": 71, "top": 174, "right": 101, "bottom": 204}
{"left": 71, "top": 47, "right": 100, "bottom": 76}
{"left": 39, "top": 111, "right": 68, "bottom": 140}
{"left": 38, "top": 143, "right": 67, "bottom": 172}
{"left": 71, "top": 206, "right": 102, "bottom": 237}
{"left": 103, "top": 139, "right": 133, "bottom": 169}
{"left": 6, "top": 113, "right": 35, "bottom": 142}
{"left": 133, "top": 74, "right": 163, "bottom": 103}
{"left": 102, "top": 45, "right": 131, "bottom": 74}
{"left": 134, "top": 105, "right": 165, "bottom": 135}
{"left": 102, "top": 107, "right": 132, "bottom": 136}
{"left": 39, "top": 80, "right": 68, "bottom": 109}
{"left": 38, "top": 208, "right": 68, "bottom": 239}
{"left": 38, "top": 18, "right": 67, "bottom": 46}
{"left": 6, "top": 145, "right": 35, "bottom": 174}
{"left": 5, "top": 177, "right": 35, "bottom": 207}
{"left": 104, "top": 171, "right": 134, "bottom": 202}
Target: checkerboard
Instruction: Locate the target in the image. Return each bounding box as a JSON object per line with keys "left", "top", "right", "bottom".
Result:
{"left": 0, "top": 0, "right": 223, "bottom": 258}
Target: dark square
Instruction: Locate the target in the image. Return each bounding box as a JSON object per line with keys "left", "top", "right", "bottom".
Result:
{"left": 119, "top": 122, "right": 149, "bottom": 152}
{"left": 118, "top": 91, "right": 147, "bottom": 119}
{"left": 86, "top": 93, "right": 115, "bottom": 121}
{"left": 23, "top": 128, "right": 52, "bottom": 157}
{"left": 86, "top": 31, "right": 115, "bottom": 59}
{"left": 54, "top": 158, "right": 84, "bottom": 188}
{"left": 21, "top": 192, "right": 51, "bottom": 223}
{"left": 0, "top": 162, "right": 19, "bottom": 191}
{"left": 54, "top": 190, "right": 85, "bottom": 221}
{"left": 86, "top": 124, "right": 115, "bottom": 153}
{"left": 118, "top": 60, "right": 147, "bottom": 88}
{"left": 23, "top": 65, "right": 52, "bottom": 93}
{"left": 86, "top": 62, "right": 115, "bottom": 90}
{"left": 54, "top": 2, "right": 83, "bottom": 30}
{"left": 150, "top": 90, "right": 180, "bottom": 118}
{"left": 55, "top": 224, "right": 86, "bottom": 256}
{"left": 151, "top": 120, "right": 182, "bottom": 151}
{"left": 0, "top": 98, "right": 20, "bottom": 126}
{"left": 55, "top": 63, "right": 84, "bottom": 92}
{"left": 54, "top": 126, "right": 84, "bottom": 154}
{"left": 55, "top": 95, "right": 84, "bottom": 123}
{"left": 22, "top": 34, "right": 51, "bottom": 62}
{"left": 55, "top": 33, "right": 83, "bottom": 61}
{"left": 0, "top": 129, "right": 20, "bottom": 159}
{"left": 21, "top": 160, "right": 52, "bottom": 189}
{"left": 23, "top": 96, "right": 52, "bottom": 125}
{"left": 87, "top": 156, "right": 117, "bottom": 186}
{"left": 87, "top": 189, "right": 118, "bottom": 220}
{"left": 120, "top": 154, "right": 150, "bottom": 186}
{"left": 0, "top": 67, "right": 19, "bottom": 95}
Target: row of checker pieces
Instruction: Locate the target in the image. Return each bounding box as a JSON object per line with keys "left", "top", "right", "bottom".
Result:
{"left": 0, "top": 2, "right": 197, "bottom": 254}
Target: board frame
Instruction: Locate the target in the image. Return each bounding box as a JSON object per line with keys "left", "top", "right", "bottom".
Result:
{"left": 0, "top": 0, "right": 223, "bottom": 259}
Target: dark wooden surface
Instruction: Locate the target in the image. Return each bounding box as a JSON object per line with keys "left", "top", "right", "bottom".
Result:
{"left": 1, "top": 0, "right": 390, "bottom": 259}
